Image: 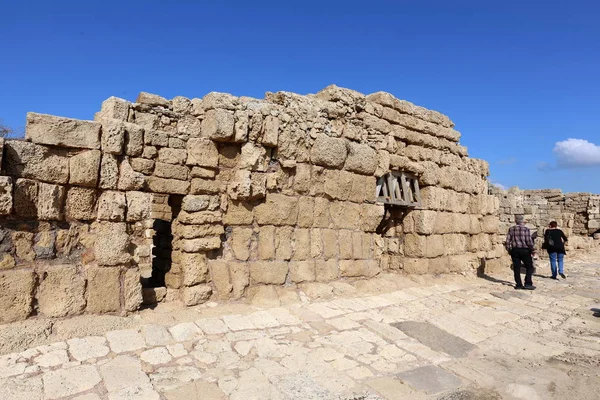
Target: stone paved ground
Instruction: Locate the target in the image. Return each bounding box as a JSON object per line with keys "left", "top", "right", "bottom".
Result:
{"left": 1, "top": 255, "right": 599, "bottom": 400}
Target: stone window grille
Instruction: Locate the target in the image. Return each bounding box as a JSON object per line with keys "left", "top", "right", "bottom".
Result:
{"left": 376, "top": 171, "right": 421, "bottom": 207}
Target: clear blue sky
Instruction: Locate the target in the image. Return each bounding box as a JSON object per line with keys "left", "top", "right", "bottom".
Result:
{"left": 2, "top": 1, "right": 599, "bottom": 192}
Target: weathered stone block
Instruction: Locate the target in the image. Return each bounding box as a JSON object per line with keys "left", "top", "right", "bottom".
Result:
{"left": 426, "top": 235, "right": 445, "bottom": 258}
{"left": 154, "top": 162, "right": 189, "bottom": 181}
{"left": 186, "top": 138, "right": 219, "bottom": 167}
{"left": 69, "top": 150, "right": 101, "bottom": 187}
{"left": 311, "top": 229, "right": 323, "bottom": 258}
{"left": 0, "top": 176, "right": 13, "bottom": 215}
{"left": 262, "top": 115, "right": 279, "bottom": 147}
{"left": 338, "top": 230, "right": 353, "bottom": 259}
{"left": 145, "top": 130, "right": 169, "bottom": 146}
{"left": 182, "top": 285, "right": 212, "bottom": 306}
{"left": 33, "top": 230, "right": 56, "bottom": 259}
{"left": 26, "top": 112, "right": 101, "bottom": 149}
{"left": 339, "top": 260, "right": 379, "bottom": 278}
{"left": 123, "top": 122, "right": 144, "bottom": 157}
{"left": 322, "top": 229, "right": 339, "bottom": 260}
{"left": 123, "top": 268, "right": 142, "bottom": 312}
{"left": 255, "top": 194, "right": 298, "bottom": 225}
{"left": 239, "top": 142, "right": 268, "bottom": 171}
{"left": 0, "top": 269, "right": 35, "bottom": 323}
{"left": 289, "top": 260, "right": 315, "bottom": 283}
{"left": 292, "top": 228, "right": 311, "bottom": 260}
{"left": 258, "top": 226, "right": 275, "bottom": 260}
{"left": 209, "top": 260, "right": 233, "bottom": 300}
{"left": 402, "top": 258, "right": 428, "bottom": 274}
{"left": 190, "top": 178, "right": 221, "bottom": 194}
{"left": 117, "top": 159, "right": 145, "bottom": 191}
{"left": 86, "top": 267, "right": 121, "bottom": 313}
{"left": 360, "top": 204, "right": 385, "bottom": 232}
{"left": 95, "top": 96, "right": 130, "bottom": 122}
{"left": 181, "top": 253, "right": 209, "bottom": 286}
{"left": 176, "top": 224, "right": 224, "bottom": 239}
{"left": 249, "top": 261, "right": 288, "bottom": 285}
{"left": 190, "top": 166, "right": 216, "bottom": 179}
{"left": 231, "top": 227, "right": 253, "bottom": 261}
{"left": 4, "top": 140, "right": 69, "bottom": 184}
{"left": 230, "top": 261, "right": 249, "bottom": 299}
{"left": 37, "top": 265, "right": 86, "bottom": 317}
{"left": 94, "top": 222, "right": 131, "bottom": 266}
{"left": 330, "top": 202, "right": 361, "bottom": 230}
{"left": 178, "top": 210, "right": 222, "bottom": 225}
{"left": 99, "top": 153, "right": 119, "bottom": 189}
{"left": 481, "top": 215, "right": 500, "bottom": 233}
{"left": 181, "top": 237, "right": 221, "bottom": 252}
{"left": 147, "top": 177, "right": 190, "bottom": 195}
{"left": 202, "top": 109, "right": 234, "bottom": 141}
{"left": 97, "top": 190, "right": 126, "bottom": 221}
{"left": 181, "top": 195, "right": 212, "bottom": 212}
{"left": 37, "top": 183, "right": 65, "bottom": 220}
{"left": 126, "top": 191, "right": 151, "bottom": 221}
{"left": 315, "top": 259, "right": 339, "bottom": 282}
{"left": 403, "top": 234, "right": 426, "bottom": 258}
{"left": 158, "top": 148, "right": 187, "bottom": 165}
{"left": 12, "top": 231, "right": 35, "bottom": 262}
{"left": 298, "top": 196, "right": 315, "bottom": 228}
{"left": 65, "top": 187, "right": 97, "bottom": 220}
{"left": 443, "top": 234, "right": 469, "bottom": 255}
{"left": 345, "top": 142, "right": 377, "bottom": 175}
{"left": 405, "top": 210, "right": 436, "bottom": 235}
{"left": 311, "top": 135, "right": 348, "bottom": 168}
{"left": 101, "top": 119, "right": 125, "bottom": 154}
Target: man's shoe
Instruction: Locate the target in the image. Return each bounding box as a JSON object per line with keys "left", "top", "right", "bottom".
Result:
{"left": 560, "top": 273, "right": 566, "bottom": 279}
{"left": 515, "top": 285, "right": 524, "bottom": 290}
{"left": 523, "top": 285, "right": 536, "bottom": 290}
{"left": 551, "top": 276, "right": 558, "bottom": 280}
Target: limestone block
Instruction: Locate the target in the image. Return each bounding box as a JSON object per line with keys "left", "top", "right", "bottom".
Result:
{"left": 181, "top": 237, "right": 221, "bottom": 252}
{"left": 470, "top": 234, "right": 493, "bottom": 252}
{"left": 37, "top": 265, "right": 86, "bottom": 318}
{"left": 322, "top": 229, "right": 339, "bottom": 260}
{"left": 255, "top": 194, "right": 298, "bottom": 226}
{"left": 338, "top": 230, "right": 353, "bottom": 259}
{"left": 239, "top": 142, "right": 268, "bottom": 171}
{"left": 186, "top": 138, "right": 219, "bottom": 167}
{"left": 232, "top": 227, "right": 253, "bottom": 261}
{"left": 177, "top": 115, "right": 202, "bottom": 137}
{"left": 176, "top": 224, "right": 224, "bottom": 239}
{"left": 249, "top": 261, "right": 288, "bottom": 285}
{"left": 349, "top": 174, "right": 376, "bottom": 204}
{"left": 405, "top": 210, "right": 436, "bottom": 235}
{"left": 97, "top": 190, "right": 126, "bottom": 221}
{"left": 99, "top": 154, "right": 119, "bottom": 189}
{"left": 262, "top": 115, "right": 279, "bottom": 147}
{"left": 292, "top": 228, "right": 310, "bottom": 260}
{"left": 403, "top": 234, "right": 426, "bottom": 258}
{"left": 4, "top": 140, "right": 69, "bottom": 184}
{"left": 86, "top": 266, "right": 121, "bottom": 313}
{"left": 178, "top": 210, "right": 222, "bottom": 225}
{"left": 234, "top": 110, "right": 249, "bottom": 142}
{"left": 0, "top": 269, "right": 35, "bottom": 323}
{"left": 145, "top": 130, "right": 169, "bottom": 146}
{"left": 345, "top": 142, "right": 377, "bottom": 175}
{"left": 181, "top": 195, "right": 211, "bottom": 212}
{"left": 230, "top": 261, "right": 249, "bottom": 299}
{"left": 123, "top": 268, "right": 143, "bottom": 312}
{"left": 157, "top": 148, "right": 186, "bottom": 166}
{"left": 426, "top": 235, "right": 445, "bottom": 258}
{"left": 481, "top": 215, "right": 500, "bottom": 234}
{"left": 360, "top": 204, "right": 385, "bottom": 232}
{"left": 126, "top": 191, "right": 151, "bottom": 221}
{"left": 137, "top": 92, "right": 171, "bottom": 107}
{"left": 190, "top": 166, "right": 216, "bottom": 179}
{"left": 182, "top": 285, "right": 212, "bottom": 306}
{"left": 64, "top": 187, "right": 97, "bottom": 220}
{"left": 147, "top": 177, "right": 190, "bottom": 194}
{"left": 117, "top": 159, "right": 145, "bottom": 191}
{"left": 258, "top": 226, "right": 276, "bottom": 260}
{"left": 202, "top": 109, "right": 235, "bottom": 141}
{"left": 322, "top": 169, "right": 352, "bottom": 201}
{"left": 275, "top": 226, "right": 294, "bottom": 260}
{"left": 298, "top": 196, "right": 315, "bottom": 228}
{"left": 95, "top": 96, "right": 131, "bottom": 122}
{"left": 375, "top": 150, "right": 390, "bottom": 177}
{"left": 0, "top": 176, "right": 13, "bottom": 215}
{"left": 330, "top": 202, "right": 361, "bottom": 230}
{"left": 359, "top": 112, "right": 392, "bottom": 134}
{"left": 154, "top": 162, "right": 189, "bottom": 181}
{"left": 293, "top": 163, "right": 311, "bottom": 194}
{"left": 311, "top": 135, "right": 348, "bottom": 168}
{"left": 123, "top": 122, "right": 144, "bottom": 156}
{"left": 101, "top": 119, "right": 125, "bottom": 154}
{"left": 402, "top": 258, "right": 429, "bottom": 274}
{"left": 26, "top": 112, "right": 101, "bottom": 149}
{"left": 227, "top": 170, "right": 252, "bottom": 200}
{"left": 12, "top": 231, "right": 35, "bottom": 262}
{"left": 201, "top": 91, "right": 239, "bottom": 111}
{"left": 340, "top": 260, "right": 380, "bottom": 278}
{"left": 311, "top": 229, "right": 323, "bottom": 258}
{"left": 181, "top": 253, "right": 209, "bottom": 286}
{"left": 290, "top": 260, "right": 315, "bottom": 283}
{"left": 190, "top": 178, "right": 221, "bottom": 194}
{"left": 443, "top": 234, "right": 469, "bottom": 255}
{"left": 314, "top": 259, "right": 338, "bottom": 282}
{"left": 94, "top": 222, "right": 131, "bottom": 266}
{"left": 37, "top": 183, "right": 65, "bottom": 220}
{"left": 209, "top": 260, "right": 233, "bottom": 300}
{"left": 312, "top": 197, "right": 331, "bottom": 228}
{"left": 33, "top": 230, "right": 56, "bottom": 259}
{"left": 69, "top": 150, "right": 101, "bottom": 187}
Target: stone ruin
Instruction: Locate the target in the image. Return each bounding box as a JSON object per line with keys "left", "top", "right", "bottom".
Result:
{"left": 0, "top": 84, "right": 594, "bottom": 325}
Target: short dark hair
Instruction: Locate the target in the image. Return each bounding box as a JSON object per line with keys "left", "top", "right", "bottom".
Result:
{"left": 549, "top": 221, "right": 558, "bottom": 228}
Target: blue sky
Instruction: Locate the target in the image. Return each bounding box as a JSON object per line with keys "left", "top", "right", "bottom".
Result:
{"left": 1, "top": 1, "right": 599, "bottom": 192}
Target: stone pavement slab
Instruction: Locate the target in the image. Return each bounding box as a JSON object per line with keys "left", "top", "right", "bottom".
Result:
{"left": 391, "top": 321, "right": 477, "bottom": 358}
{"left": 397, "top": 365, "right": 462, "bottom": 395}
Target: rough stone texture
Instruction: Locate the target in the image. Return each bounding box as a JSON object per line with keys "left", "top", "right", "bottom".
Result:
{"left": 26, "top": 112, "right": 101, "bottom": 149}
{"left": 0, "top": 269, "right": 35, "bottom": 323}
{"left": 187, "top": 138, "right": 219, "bottom": 167}
{"left": 101, "top": 119, "right": 125, "bottom": 154}
{"left": 182, "top": 285, "right": 212, "bottom": 306}
{"left": 99, "top": 153, "right": 119, "bottom": 189}
{"left": 66, "top": 187, "right": 97, "bottom": 220}
{"left": 69, "top": 150, "right": 101, "bottom": 187}
{"left": 37, "top": 265, "right": 86, "bottom": 318}
{"left": 86, "top": 267, "right": 121, "bottom": 313}
{"left": 117, "top": 159, "right": 145, "bottom": 190}
{"left": 94, "top": 222, "right": 131, "bottom": 266}
{"left": 202, "top": 109, "right": 235, "bottom": 141}
{"left": 97, "top": 190, "right": 126, "bottom": 221}
{"left": 43, "top": 365, "right": 102, "bottom": 399}
{"left": 37, "top": 183, "right": 65, "bottom": 220}
{"left": 4, "top": 140, "right": 69, "bottom": 184}
{"left": 123, "top": 269, "right": 143, "bottom": 312}
{"left": 311, "top": 135, "right": 348, "bottom": 168}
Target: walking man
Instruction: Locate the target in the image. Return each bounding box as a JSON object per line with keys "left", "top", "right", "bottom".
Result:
{"left": 505, "top": 215, "right": 536, "bottom": 290}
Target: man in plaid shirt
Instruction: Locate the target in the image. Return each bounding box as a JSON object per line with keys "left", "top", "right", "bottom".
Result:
{"left": 505, "top": 215, "right": 536, "bottom": 290}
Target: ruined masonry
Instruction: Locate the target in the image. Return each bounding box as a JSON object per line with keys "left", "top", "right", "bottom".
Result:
{"left": 0, "top": 84, "right": 528, "bottom": 323}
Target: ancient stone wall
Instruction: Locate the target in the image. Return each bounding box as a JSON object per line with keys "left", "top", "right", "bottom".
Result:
{"left": 0, "top": 85, "right": 501, "bottom": 323}
{"left": 490, "top": 186, "right": 600, "bottom": 252}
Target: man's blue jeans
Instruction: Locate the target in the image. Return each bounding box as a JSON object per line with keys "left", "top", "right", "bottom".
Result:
{"left": 549, "top": 252, "right": 564, "bottom": 277}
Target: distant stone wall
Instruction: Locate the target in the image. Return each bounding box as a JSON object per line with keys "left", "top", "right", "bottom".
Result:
{"left": 490, "top": 186, "right": 600, "bottom": 253}
{"left": 0, "top": 85, "right": 501, "bottom": 323}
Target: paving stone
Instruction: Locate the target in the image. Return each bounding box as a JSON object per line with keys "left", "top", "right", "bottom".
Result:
{"left": 106, "top": 329, "right": 146, "bottom": 353}
{"left": 67, "top": 337, "right": 110, "bottom": 361}
{"left": 222, "top": 314, "right": 256, "bottom": 331}
{"left": 267, "top": 308, "right": 303, "bottom": 325}
{"left": 234, "top": 340, "right": 254, "bottom": 356}
{"left": 140, "top": 347, "right": 172, "bottom": 365}
{"left": 347, "top": 366, "right": 375, "bottom": 380}
{"left": 164, "top": 380, "right": 227, "bottom": 400}
{"left": 73, "top": 394, "right": 102, "bottom": 400}
{"left": 218, "top": 376, "right": 239, "bottom": 395}
{"left": 366, "top": 377, "right": 427, "bottom": 400}
{"left": 0, "top": 376, "right": 43, "bottom": 400}
{"left": 43, "top": 365, "right": 101, "bottom": 399}
{"left": 271, "top": 372, "right": 333, "bottom": 400}
{"left": 326, "top": 316, "right": 361, "bottom": 331}
{"left": 167, "top": 344, "right": 188, "bottom": 358}
{"left": 391, "top": 321, "right": 477, "bottom": 358}
{"left": 99, "top": 355, "right": 159, "bottom": 400}
{"left": 150, "top": 366, "right": 202, "bottom": 392}
{"left": 34, "top": 349, "right": 69, "bottom": 368}
{"left": 141, "top": 324, "right": 172, "bottom": 346}
{"left": 0, "top": 354, "right": 27, "bottom": 378}
{"left": 397, "top": 365, "right": 462, "bottom": 395}
{"left": 248, "top": 310, "right": 281, "bottom": 329}
{"left": 196, "top": 318, "right": 229, "bottom": 335}
{"left": 169, "top": 322, "right": 203, "bottom": 342}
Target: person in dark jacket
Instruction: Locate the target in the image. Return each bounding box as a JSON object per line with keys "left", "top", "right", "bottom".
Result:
{"left": 544, "top": 221, "right": 568, "bottom": 279}
{"left": 505, "top": 215, "right": 536, "bottom": 290}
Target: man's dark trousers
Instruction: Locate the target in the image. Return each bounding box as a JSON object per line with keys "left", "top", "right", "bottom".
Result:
{"left": 511, "top": 248, "right": 534, "bottom": 287}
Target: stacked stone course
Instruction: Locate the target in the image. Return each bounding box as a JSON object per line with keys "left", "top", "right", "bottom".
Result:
{"left": 0, "top": 85, "right": 502, "bottom": 323}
